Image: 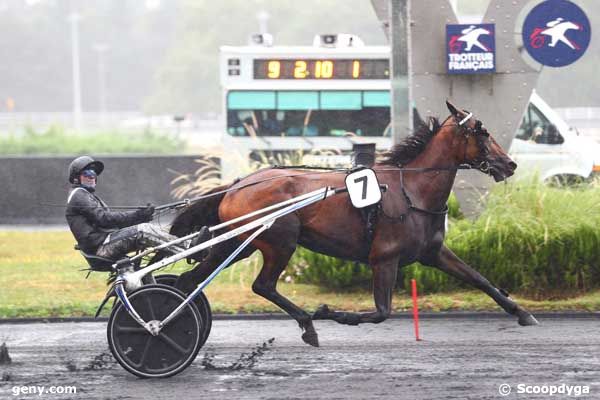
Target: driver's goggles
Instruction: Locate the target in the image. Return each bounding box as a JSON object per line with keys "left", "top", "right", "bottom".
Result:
{"left": 81, "top": 169, "right": 97, "bottom": 179}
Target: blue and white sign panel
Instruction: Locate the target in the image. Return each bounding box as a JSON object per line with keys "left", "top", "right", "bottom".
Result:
{"left": 522, "top": 0, "right": 591, "bottom": 67}
{"left": 446, "top": 24, "right": 495, "bottom": 74}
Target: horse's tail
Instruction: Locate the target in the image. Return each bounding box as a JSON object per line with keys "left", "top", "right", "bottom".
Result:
{"left": 169, "top": 184, "right": 230, "bottom": 237}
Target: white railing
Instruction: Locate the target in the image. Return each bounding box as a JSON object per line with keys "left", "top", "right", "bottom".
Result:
{"left": 556, "top": 107, "right": 600, "bottom": 120}
{"left": 0, "top": 112, "right": 141, "bottom": 130}
{"left": 555, "top": 107, "right": 600, "bottom": 143}
{"left": 0, "top": 112, "right": 222, "bottom": 132}
{"left": 555, "top": 107, "right": 600, "bottom": 129}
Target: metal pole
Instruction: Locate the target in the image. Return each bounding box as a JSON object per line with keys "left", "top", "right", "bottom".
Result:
{"left": 93, "top": 44, "right": 109, "bottom": 125}
{"left": 125, "top": 187, "right": 335, "bottom": 284}
{"left": 69, "top": 12, "right": 82, "bottom": 131}
{"left": 256, "top": 10, "right": 270, "bottom": 34}
{"left": 159, "top": 222, "right": 271, "bottom": 330}
{"left": 389, "top": 0, "right": 411, "bottom": 144}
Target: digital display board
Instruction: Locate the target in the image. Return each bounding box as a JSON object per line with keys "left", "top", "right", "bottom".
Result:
{"left": 254, "top": 59, "right": 389, "bottom": 80}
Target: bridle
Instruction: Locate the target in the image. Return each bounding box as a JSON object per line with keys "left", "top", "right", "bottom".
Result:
{"left": 389, "top": 112, "right": 492, "bottom": 174}
{"left": 455, "top": 111, "right": 492, "bottom": 175}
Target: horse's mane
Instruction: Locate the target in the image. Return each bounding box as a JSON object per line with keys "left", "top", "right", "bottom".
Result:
{"left": 378, "top": 116, "right": 442, "bottom": 166}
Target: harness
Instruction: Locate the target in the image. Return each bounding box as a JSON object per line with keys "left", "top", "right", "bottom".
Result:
{"left": 356, "top": 111, "right": 492, "bottom": 248}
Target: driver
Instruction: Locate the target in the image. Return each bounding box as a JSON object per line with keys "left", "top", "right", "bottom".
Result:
{"left": 65, "top": 156, "right": 204, "bottom": 264}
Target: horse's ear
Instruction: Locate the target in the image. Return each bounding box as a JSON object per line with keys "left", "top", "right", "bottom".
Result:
{"left": 412, "top": 106, "right": 426, "bottom": 130}
{"left": 446, "top": 100, "right": 462, "bottom": 118}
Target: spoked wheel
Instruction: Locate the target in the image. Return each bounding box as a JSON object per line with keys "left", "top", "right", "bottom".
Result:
{"left": 107, "top": 284, "right": 205, "bottom": 378}
{"left": 154, "top": 274, "right": 212, "bottom": 347}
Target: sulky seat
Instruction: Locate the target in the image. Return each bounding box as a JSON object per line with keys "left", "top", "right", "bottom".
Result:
{"left": 74, "top": 244, "right": 115, "bottom": 272}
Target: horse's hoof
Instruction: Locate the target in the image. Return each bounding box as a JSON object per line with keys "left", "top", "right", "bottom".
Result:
{"left": 517, "top": 311, "right": 539, "bottom": 326}
{"left": 302, "top": 331, "right": 320, "bottom": 347}
{"left": 312, "top": 304, "right": 330, "bottom": 320}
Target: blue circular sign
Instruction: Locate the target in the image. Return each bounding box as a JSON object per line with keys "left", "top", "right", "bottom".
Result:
{"left": 522, "top": 0, "right": 591, "bottom": 67}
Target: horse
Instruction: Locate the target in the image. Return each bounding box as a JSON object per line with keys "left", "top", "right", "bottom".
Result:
{"left": 170, "top": 101, "right": 538, "bottom": 347}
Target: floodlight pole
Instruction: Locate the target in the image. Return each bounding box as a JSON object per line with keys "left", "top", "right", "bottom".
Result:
{"left": 256, "top": 10, "right": 270, "bottom": 34}
{"left": 389, "top": 0, "right": 412, "bottom": 143}
{"left": 93, "top": 44, "right": 109, "bottom": 125}
{"left": 69, "top": 12, "right": 83, "bottom": 131}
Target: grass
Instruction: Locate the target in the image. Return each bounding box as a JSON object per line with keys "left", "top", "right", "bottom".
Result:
{"left": 0, "top": 125, "right": 184, "bottom": 155}
{"left": 0, "top": 231, "right": 599, "bottom": 318}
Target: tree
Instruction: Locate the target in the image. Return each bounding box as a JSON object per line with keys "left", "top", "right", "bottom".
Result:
{"left": 143, "top": 0, "right": 386, "bottom": 114}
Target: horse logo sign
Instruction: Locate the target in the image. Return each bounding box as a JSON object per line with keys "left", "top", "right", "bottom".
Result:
{"left": 523, "top": 0, "right": 591, "bottom": 67}
{"left": 446, "top": 24, "right": 496, "bottom": 74}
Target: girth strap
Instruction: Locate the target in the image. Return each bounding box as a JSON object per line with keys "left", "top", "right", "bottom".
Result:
{"left": 359, "top": 203, "right": 381, "bottom": 254}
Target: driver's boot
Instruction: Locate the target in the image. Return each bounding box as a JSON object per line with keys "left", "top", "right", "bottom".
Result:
{"left": 187, "top": 226, "right": 211, "bottom": 262}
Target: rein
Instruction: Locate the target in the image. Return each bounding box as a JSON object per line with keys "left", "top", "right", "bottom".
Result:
{"left": 40, "top": 164, "right": 475, "bottom": 214}
{"left": 45, "top": 164, "right": 476, "bottom": 211}
{"left": 48, "top": 114, "right": 489, "bottom": 214}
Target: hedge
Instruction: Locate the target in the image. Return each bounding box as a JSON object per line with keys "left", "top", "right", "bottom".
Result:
{"left": 287, "top": 179, "right": 600, "bottom": 299}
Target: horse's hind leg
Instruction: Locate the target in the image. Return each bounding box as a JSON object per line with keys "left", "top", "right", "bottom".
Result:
{"left": 174, "top": 239, "right": 256, "bottom": 294}
{"left": 251, "top": 218, "right": 320, "bottom": 347}
{"left": 253, "top": 244, "right": 321, "bottom": 347}
{"left": 424, "top": 245, "right": 538, "bottom": 326}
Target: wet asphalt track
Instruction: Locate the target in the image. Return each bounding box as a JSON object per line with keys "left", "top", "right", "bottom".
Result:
{"left": 0, "top": 316, "right": 599, "bottom": 400}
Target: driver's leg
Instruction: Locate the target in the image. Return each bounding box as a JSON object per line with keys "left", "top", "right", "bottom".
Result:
{"left": 95, "top": 223, "right": 194, "bottom": 261}
{"left": 136, "top": 223, "right": 186, "bottom": 253}
{"left": 95, "top": 226, "right": 140, "bottom": 260}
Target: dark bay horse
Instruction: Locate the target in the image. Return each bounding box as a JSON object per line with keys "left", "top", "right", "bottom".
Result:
{"left": 171, "top": 101, "right": 538, "bottom": 347}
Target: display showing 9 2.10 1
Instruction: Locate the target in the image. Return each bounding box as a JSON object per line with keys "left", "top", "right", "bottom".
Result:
{"left": 253, "top": 59, "right": 389, "bottom": 80}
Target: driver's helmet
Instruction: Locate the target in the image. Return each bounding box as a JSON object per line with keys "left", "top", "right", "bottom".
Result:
{"left": 68, "top": 156, "right": 104, "bottom": 184}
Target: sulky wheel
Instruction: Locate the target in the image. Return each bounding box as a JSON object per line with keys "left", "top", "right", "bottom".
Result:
{"left": 107, "top": 284, "right": 205, "bottom": 378}
{"left": 154, "top": 274, "right": 212, "bottom": 347}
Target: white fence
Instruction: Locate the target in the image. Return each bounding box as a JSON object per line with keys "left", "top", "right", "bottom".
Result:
{"left": 0, "top": 112, "right": 141, "bottom": 131}
{"left": 0, "top": 112, "right": 222, "bottom": 133}
{"left": 555, "top": 107, "right": 600, "bottom": 142}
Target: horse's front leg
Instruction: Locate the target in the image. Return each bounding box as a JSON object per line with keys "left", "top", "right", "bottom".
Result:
{"left": 423, "top": 245, "right": 538, "bottom": 326}
{"left": 313, "top": 258, "right": 398, "bottom": 326}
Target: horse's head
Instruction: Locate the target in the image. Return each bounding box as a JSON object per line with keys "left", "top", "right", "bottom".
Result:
{"left": 446, "top": 100, "right": 517, "bottom": 182}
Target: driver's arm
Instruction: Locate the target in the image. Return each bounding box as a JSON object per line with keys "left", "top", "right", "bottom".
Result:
{"left": 69, "top": 190, "right": 151, "bottom": 229}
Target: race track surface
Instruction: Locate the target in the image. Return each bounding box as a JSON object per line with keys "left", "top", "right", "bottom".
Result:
{"left": 0, "top": 316, "right": 599, "bottom": 399}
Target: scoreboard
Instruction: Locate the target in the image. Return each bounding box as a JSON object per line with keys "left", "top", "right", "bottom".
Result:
{"left": 253, "top": 59, "right": 389, "bottom": 80}
{"left": 221, "top": 45, "right": 390, "bottom": 86}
